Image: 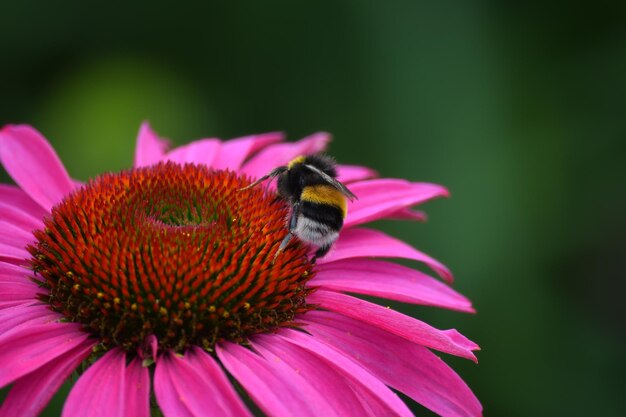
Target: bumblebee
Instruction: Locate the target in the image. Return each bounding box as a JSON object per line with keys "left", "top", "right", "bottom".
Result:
{"left": 240, "top": 154, "right": 357, "bottom": 261}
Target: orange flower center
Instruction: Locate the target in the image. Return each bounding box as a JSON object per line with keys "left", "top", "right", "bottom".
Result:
{"left": 30, "top": 162, "right": 314, "bottom": 353}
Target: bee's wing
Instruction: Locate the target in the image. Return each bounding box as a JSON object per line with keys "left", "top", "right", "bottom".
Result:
{"left": 239, "top": 166, "right": 287, "bottom": 191}
{"left": 303, "top": 164, "right": 358, "bottom": 201}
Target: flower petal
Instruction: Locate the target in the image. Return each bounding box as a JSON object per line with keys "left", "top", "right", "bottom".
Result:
{"left": 240, "top": 132, "right": 330, "bottom": 178}
{"left": 345, "top": 179, "right": 448, "bottom": 227}
{"left": 154, "top": 350, "right": 252, "bottom": 417}
{"left": 0, "top": 261, "right": 28, "bottom": 275}
{"left": 0, "top": 321, "right": 89, "bottom": 388}
{"left": 0, "top": 220, "right": 35, "bottom": 247}
{"left": 216, "top": 341, "right": 337, "bottom": 417}
{"left": 0, "top": 220, "right": 33, "bottom": 262}
{"left": 0, "top": 242, "right": 30, "bottom": 263}
{"left": 0, "top": 338, "right": 94, "bottom": 417}
{"left": 303, "top": 311, "right": 483, "bottom": 417}
{"left": 313, "top": 259, "right": 474, "bottom": 313}
{"left": 307, "top": 290, "right": 479, "bottom": 361}
{"left": 134, "top": 122, "right": 170, "bottom": 168}
{"left": 319, "top": 227, "right": 453, "bottom": 283}
{"left": 125, "top": 358, "right": 150, "bottom": 417}
{"left": 276, "top": 330, "right": 417, "bottom": 417}
{"left": 163, "top": 138, "right": 221, "bottom": 166}
{"left": 0, "top": 202, "right": 43, "bottom": 233}
{"left": 0, "top": 261, "right": 38, "bottom": 286}
{"left": 253, "top": 332, "right": 414, "bottom": 417}
{"left": 384, "top": 208, "right": 427, "bottom": 222}
{"left": 250, "top": 336, "right": 368, "bottom": 416}
{"left": 186, "top": 347, "right": 252, "bottom": 416}
{"left": 0, "top": 184, "right": 48, "bottom": 219}
{"left": 0, "top": 280, "right": 39, "bottom": 309}
{"left": 0, "top": 125, "right": 74, "bottom": 211}
{"left": 336, "top": 165, "right": 378, "bottom": 183}
{"left": 142, "top": 334, "right": 158, "bottom": 362}
{"left": 0, "top": 304, "right": 57, "bottom": 337}
{"left": 212, "top": 132, "right": 284, "bottom": 170}
{"left": 63, "top": 348, "right": 126, "bottom": 417}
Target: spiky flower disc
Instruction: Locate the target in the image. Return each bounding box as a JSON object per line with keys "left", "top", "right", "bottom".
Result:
{"left": 29, "top": 162, "right": 313, "bottom": 352}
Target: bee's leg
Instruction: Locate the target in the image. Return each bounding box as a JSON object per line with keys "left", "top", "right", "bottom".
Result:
{"left": 273, "top": 203, "right": 300, "bottom": 261}
{"left": 311, "top": 244, "right": 332, "bottom": 264}
{"left": 288, "top": 202, "right": 300, "bottom": 232}
{"left": 274, "top": 233, "right": 293, "bottom": 261}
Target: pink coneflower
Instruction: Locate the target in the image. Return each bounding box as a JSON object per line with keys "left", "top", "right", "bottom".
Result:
{"left": 0, "top": 123, "right": 481, "bottom": 417}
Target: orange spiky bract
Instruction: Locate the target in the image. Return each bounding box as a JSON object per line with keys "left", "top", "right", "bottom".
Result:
{"left": 29, "top": 162, "right": 314, "bottom": 353}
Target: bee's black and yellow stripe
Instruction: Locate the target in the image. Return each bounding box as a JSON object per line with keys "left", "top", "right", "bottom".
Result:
{"left": 295, "top": 184, "right": 346, "bottom": 248}
{"left": 300, "top": 184, "right": 347, "bottom": 219}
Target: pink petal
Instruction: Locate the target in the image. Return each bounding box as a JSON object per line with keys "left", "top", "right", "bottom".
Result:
{"left": 216, "top": 341, "right": 337, "bottom": 417}
{"left": 0, "top": 338, "right": 94, "bottom": 417}
{"left": 186, "top": 347, "right": 252, "bottom": 416}
{"left": 250, "top": 336, "right": 368, "bottom": 416}
{"left": 276, "top": 330, "right": 417, "bottom": 417}
{"left": 0, "top": 220, "right": 35, "bottom": 247}
{"left": 63, "top": 348, "right": 126, "bottom": 417}
{"left": 0, "top": 261, "right": 42, "bottom": 287}
{"left": 163, "top": 138, "right": 221, "bottom": 166}
{"left": 0, "top": 261, "right": 32, "bottom": 282}
{"left": 0, "top": 242, "right": 30, "bottom": 263}
{"left": 154, "top": 350, "right": 252, "bottom": 417}
{"left": 0, "top": 321, "right": 90, "bottom": 387}
{"left": 318, "top": 227, "right": 453, "bottom": 283}
{"left": 0, "top": 202, "right": 43, "bottom": 232}
{"left": 240, "top": 132, "right": 330, "bottom": 178}
{"left": 0, "top": 125, "right": 74, "bottom": 211}
{"left": 0, "top": 258, "right": 25, "bottom": 267}
{"left": 134, "top": 122, "right": 170, "bottom": 168}
{"left": 0, "top": 280, "right": 39, "bottom": 309}
{"left": 384, "top": 208, "right": 427, "bottom": 222}
{"left": 313, "top": 259, "right": 474, "bottom": 313}
{"left": 141, "top": 334, "right": 158, "bottom": 362}
{"left": 336, "top": 165, "right": 378, "bottom": 183}
{"left": 303, "top": 311, "right": 483, "bottom": 417}
{"left": 125, "top": 358, "right": 150, "bottom": 417}
{"left": 0, "top": 305, "right": 57, "bottom": 337}
{"left": 0, "top": 184, "right": 48, "bottom": 219}
{"left": 212, "top": 132, "right": 284, "bottom": 170}
{"left": 307, "top": 290, "right": 479, "bottom": 362}
{"left": 253, "top": 332, "right": 414, "bottom": 417}
{"left": 345, "top": 179, "right": 448, "bottom": 227}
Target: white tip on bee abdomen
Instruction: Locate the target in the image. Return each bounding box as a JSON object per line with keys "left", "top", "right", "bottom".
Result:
{"left": 294, "top": 216, "right": 339, "bottom": 247}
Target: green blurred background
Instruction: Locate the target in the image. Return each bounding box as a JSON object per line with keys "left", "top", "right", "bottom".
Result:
{"left": 2, "top": 1, "right": 625, "bottom": 416}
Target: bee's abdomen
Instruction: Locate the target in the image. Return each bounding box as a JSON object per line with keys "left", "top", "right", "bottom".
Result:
{"left": 300, "top": 185, "right": 347, "bottom": 218}
{"left": 294, "top": 201, "right": 343, "bottom": 247}
{"left": 300, "top": 201, "right": 344, "bottom": 230}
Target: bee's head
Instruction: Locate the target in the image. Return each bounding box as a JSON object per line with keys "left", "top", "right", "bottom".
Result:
{"left": 287, "top": 155, "right": 307, "bottom": 170}
{"left": 287, "top": 154, "right": 337, "bottom": 178}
